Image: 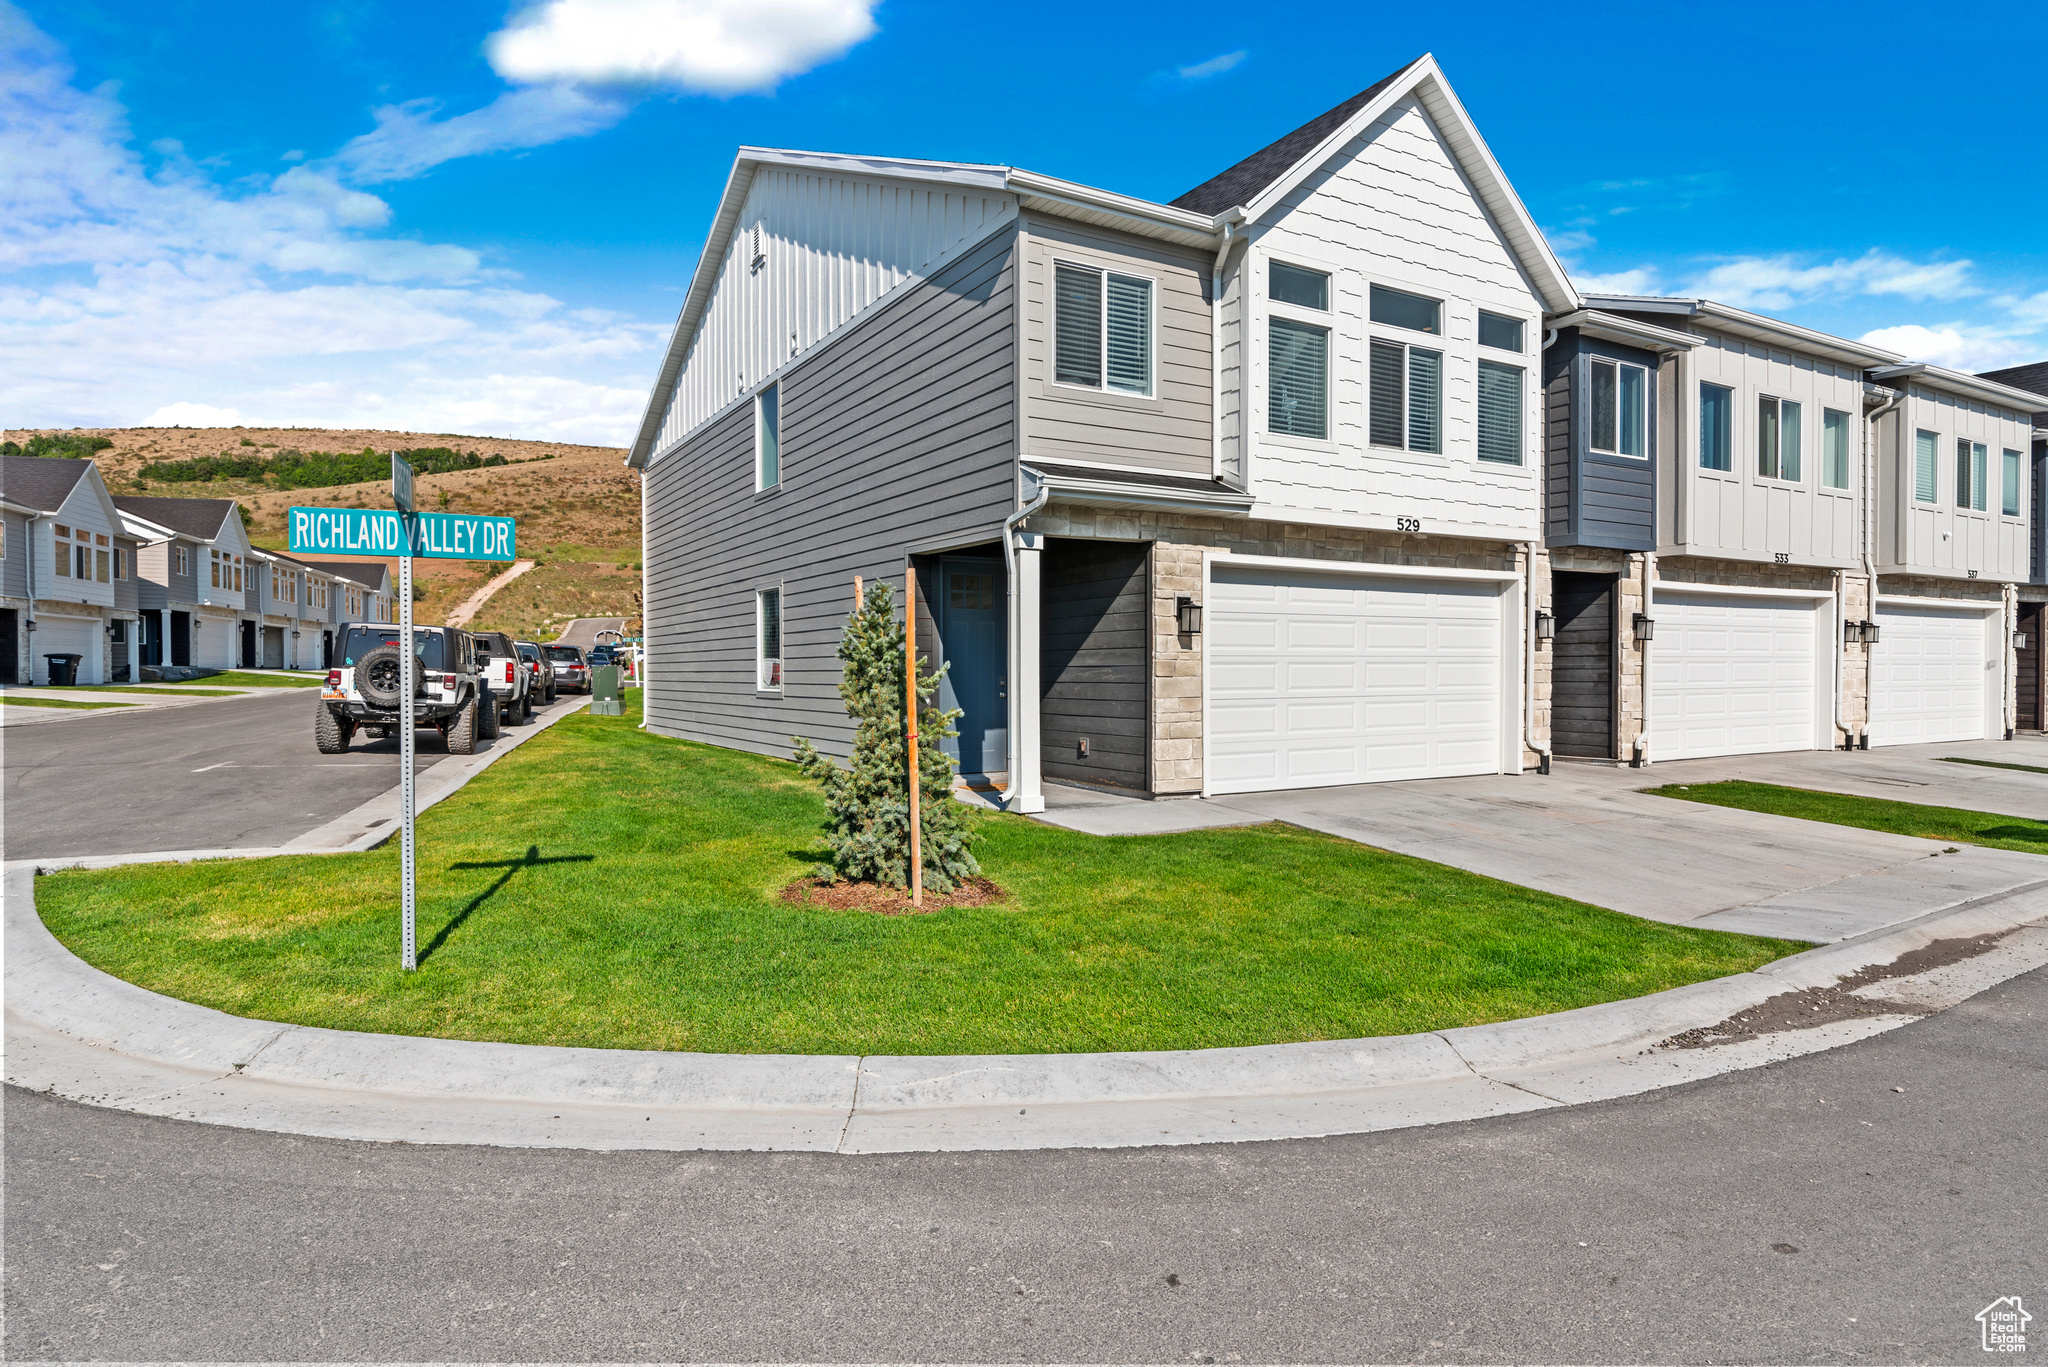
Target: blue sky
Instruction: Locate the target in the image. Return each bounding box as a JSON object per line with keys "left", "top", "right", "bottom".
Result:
{"left": 5, "top": 0, "right": 2044, "bottom": 445}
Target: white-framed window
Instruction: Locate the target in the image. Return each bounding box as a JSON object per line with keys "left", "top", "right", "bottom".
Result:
{"left": 756, "top": 587, "right": 782, "bottom": 691}
{"left": 1267, "top": 261, "right": 1330, "bottom": 440}
{"left": 210, "top": 549, "right": 221, "bottom": 588}
{"left": 1589, "top": 358, "right": 1647, "bottom": 458}
{"left": 76, "top": 540, "right": 91, "bottom": 579}
{"left": 1053, "top": 261, "right": 1153, "bottom": 396}
{"left": 1369, "top": 338, "right": 1442, "bottom": 453}
{"left": 1914, "top": 430, "right": 1939, "bottom": 502}
{"left": 53, "top": 523, "right": 71, "bottom": 578}
{"left": 1700, "top": 383, "right": 1734, "bottom": 471}
{"left": 175, "top": 545, "right": 190, "bottom": 577}
{"left": 1758, "top": 395, "right": 1802, "bottom": 482}
{"left": 1478, "top": 310, "right": 1525, "bottom": 353}
{"left": 1369, "top": 283, "right": 1442, "bottom": 335}
{"left": 1957, "top": 439, "right": 1987, "bottom": 511}
{"left": 755, "top": 383, "right": 780, "bottom": 491}
{"left": 113, "top": 547, "right": 127, "bottom": 580}
{"left": 96, "top": 546, "right": 110, "bottom": 583}
{"left": 1822, "top": 409, "right": 1852, "bottom": 489}
{"left": 1477, "top": 360, "right": 1524, "bottom": 465}
{"left": 286, "top": 570, "right": 297, "bottom": 604}
{"left": 2004, "top": 448, "right": 2023, "bottom": 517}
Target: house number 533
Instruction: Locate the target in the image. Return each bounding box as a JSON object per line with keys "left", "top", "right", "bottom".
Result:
{"left": 1395, "top": 516, "right": 1423, "bottom": 533}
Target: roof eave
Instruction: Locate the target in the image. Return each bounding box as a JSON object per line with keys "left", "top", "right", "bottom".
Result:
{"left": 1582, "top": 295, "right": 1904, "bottom": 368}
{"left": 1547, "top": 309, "right": 1701, "bottom": 353}
{"left": 1869, "top": 363, "right": 2048, "bottom": 411}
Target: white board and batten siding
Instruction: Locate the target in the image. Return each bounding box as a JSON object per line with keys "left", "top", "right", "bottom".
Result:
{"left": 651, "top": 167, "right": 1018, "bottom": 458}
{"left": 1869, "top": 600, "right": 2001, "bottom": 746}
{"left": 1679, "top": 330, "right": 1866, "bottom": 567}
{"left": 1882, "top": 386, "right": 2033, "bottom": 581}
{"left": 1238, "top": 95, "right": 1544, "bottom": 540}
{"left": 1204, "top": 559, "right": 1519, "bottom": 795}
{"left": 1650, "top": 588, "right": 1830, "bottom": 761}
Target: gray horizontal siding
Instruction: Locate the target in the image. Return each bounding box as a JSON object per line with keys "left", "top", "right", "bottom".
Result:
{"left": 644, "top": 222, "right": 1020, "bottom": 762}
{"left": 1546, "top": 334, "right": 1657, "bottom": 552}
{"left": 1, "top": 511, "right": 26, "bottom": 599}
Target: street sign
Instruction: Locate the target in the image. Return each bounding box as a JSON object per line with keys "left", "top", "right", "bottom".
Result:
{"left": 287, "top": 507, "right": 517, "bottom": 561}
{"left": 391, "top": 452, "right": 415, "bottom": 513}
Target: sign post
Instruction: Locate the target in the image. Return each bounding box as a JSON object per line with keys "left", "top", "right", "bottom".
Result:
{"left": 392, "top": 454, "right": 419, "bottom": 971}
{"left": 290, "top": 486, "right": 518, "bottom": 974}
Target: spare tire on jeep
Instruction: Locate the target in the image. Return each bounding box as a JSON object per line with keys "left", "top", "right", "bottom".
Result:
{"left": 353, "top": 641, "right": 411, "bottom": 708}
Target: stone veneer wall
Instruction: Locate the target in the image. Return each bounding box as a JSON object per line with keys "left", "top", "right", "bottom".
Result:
{"left": 1028, "top": 499, "right": 1524, "bottom": 796}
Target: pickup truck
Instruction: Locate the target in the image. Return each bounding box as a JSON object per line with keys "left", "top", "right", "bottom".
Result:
{"left": 318, "top": 623, "right": 485, "bottom": 754}
{"left": 470, "top": 629, "right": 532, "bottom": 727}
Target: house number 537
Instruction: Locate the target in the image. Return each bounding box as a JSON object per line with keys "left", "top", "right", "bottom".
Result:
{"left": 1396, "top": 516, "right": 1423, "bottom": 533}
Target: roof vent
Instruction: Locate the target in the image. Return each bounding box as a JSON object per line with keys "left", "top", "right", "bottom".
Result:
{"left": 749, "top": 223, "right": 765, "bottom": 270}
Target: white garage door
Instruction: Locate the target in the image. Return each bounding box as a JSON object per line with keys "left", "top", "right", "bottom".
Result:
{"left": 31, "top": 614, "right": 102, "bottom": 685}
{"left": 1208, "top": 565, "right": 1502, "bottom": 794}
{"left": 1871, "top": 603, "right": 1990, "bottom": 746}
{"left": 1651, "top": 592, "right": 1819, "bottom": 760}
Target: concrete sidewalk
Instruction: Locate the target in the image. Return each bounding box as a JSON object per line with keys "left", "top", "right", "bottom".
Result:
{"left": 1031, "top": 738, "right": 2048, "bottom": 943}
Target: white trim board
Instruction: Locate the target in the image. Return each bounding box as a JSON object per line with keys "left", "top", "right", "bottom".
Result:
{"left": 1655, "top": 582, "right": 1836, "bottom": 601}
{"left": 1207, "top": 551, "right": 1518, "bottom": 584}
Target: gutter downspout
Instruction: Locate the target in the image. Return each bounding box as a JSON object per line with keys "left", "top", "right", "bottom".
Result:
{"left": 1525, "top": 325, "right": 1562, "bottom": 778}
{"left": 1210, "top": 210, "right": 1247, "bottom": 487}
{"left": 1862, "top": 384, "right": 1905, "bottom": 750}
{"left": 1001, "top": 467, "right": 1050, "bottom": 812}
{"left": 25, "top": 512, "right": 44, "bottom": 681}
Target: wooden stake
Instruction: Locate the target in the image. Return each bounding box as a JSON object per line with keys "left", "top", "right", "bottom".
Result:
{"left": 853, "top": 575, "right": 863, "bottom": 610}
{"left": 904, "top": 567, "right": 922, "bottom": 908}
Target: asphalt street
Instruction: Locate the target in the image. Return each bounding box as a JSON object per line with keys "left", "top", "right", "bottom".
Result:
{"left": 2, "top": 689, "right": 576, "bottom": 861}
{"left": 6, "top": 962, "right": 2041, "bottom": 1363}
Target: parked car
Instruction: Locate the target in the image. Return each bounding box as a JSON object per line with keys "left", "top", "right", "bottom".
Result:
{"left": 470, "top": 629, "right": 532, "bottom": 726}
{"left": 544, "top": 643, "right": 591, "bottom": 693}
{"left": 516, "top": 641, "right": 557, "bottom": 704}
{"left": 319, "top": 623, "right": 486, "bottom": 754}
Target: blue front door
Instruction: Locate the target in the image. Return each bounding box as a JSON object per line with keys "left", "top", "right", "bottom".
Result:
{"left": 938, "top": 560, "right": 1007, "bottom": 778}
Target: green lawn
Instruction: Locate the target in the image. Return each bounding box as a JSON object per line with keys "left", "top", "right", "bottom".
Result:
{"left": 145, "top": 671, "right": 323, "bottom": 689}
{"left": 69, "top": 685, "right": 244, "bottom": 697}
{"left": 1651, "top": 781, "right": 2048, "bottom": 855}
{"left": 37, "top": 696, "right": 1803, "bottom": 1056}
{"left": 1, "top": 694, "right": 134, "bottom": 710}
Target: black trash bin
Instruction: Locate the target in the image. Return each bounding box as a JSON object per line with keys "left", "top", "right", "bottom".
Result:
{"left": 44, "top": 653, "right": 84, "bottom": 687}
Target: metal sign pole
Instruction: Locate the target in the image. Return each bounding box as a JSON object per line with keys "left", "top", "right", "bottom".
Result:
{"left": 393, "top": 452, "right": 418, "bottom": 973}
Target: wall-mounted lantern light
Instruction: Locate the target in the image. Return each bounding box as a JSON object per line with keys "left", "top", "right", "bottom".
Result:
{"left": 1861, "top": 620, "right": 1881, "bottom": 646}
{"left": 1632, "top": 613, "right": 1655, "bottom": 642}
{"left": 1845, "top": 619, "right": 1864, "bottom": 645}
{"left": 1176, "top": 596, "right": 1202, "bottom": 635}
{"left": 1533, "top": 610, "right": 1555, "bottom": 644}
{"left": 2014, "top": 631, "right": 2030, "bottom": 651}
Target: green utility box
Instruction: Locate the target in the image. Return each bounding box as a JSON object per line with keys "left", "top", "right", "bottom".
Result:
{"left": 591, "top": 664, "right": 623, "bottom": 716}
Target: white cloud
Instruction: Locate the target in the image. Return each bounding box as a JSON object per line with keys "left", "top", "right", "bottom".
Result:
{"left": 1687, "top": 251, "right": 1978, "bottom": 311}
{"left": 1857, "top": 324, "right": 2038, "bottom": 374}
{"left": 0, "top": 4, "right": 666, "bottom": 445}
{"left": 1572, "top": 267, "right": 1660, "bottom": 296}
{"left": 487, "top": 0, "right": 880, "bottom": 95}
{"left": 146, "top": 402, "right": 242, "bottom": 426}
{"left": 333, "top": 85, "right": 628, "bottom": 184}
{"left": 1177, "top": 51, "right": 1247, "bottom": 82}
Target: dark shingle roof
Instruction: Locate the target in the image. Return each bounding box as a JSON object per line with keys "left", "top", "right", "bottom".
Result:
{"left": 1, "top": 455, "right": 93, "bottom": 512}
{"left": 296, "top": 560, "right": 390, "bottom": 590}
{"left": 1979, "top": 361, "right": 2048, "bottom": 416}
{"left": 1169, "top": 58, "right": 1422, "bottom": 216}
{"left": 113, "top": 495, "right": 236, "bottom": 540}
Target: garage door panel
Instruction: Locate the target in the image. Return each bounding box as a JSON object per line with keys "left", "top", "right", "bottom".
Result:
{"left": 1871, "top": 605, "right": 1988, "bottom": 745}
{"left": 1652, "top": 593, "right": 1819, "bottom": 761}
{"left": 1208, "top": 565, "right": 1502, "bottom": 794}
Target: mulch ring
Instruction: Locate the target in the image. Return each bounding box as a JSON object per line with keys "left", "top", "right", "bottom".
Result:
{"left": 779, "top": 875, "right": 1006, "bottom": 915}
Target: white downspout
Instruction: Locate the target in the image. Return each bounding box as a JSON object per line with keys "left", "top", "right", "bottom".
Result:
{"left": 1524, "top": 321, "right": 1561, "bottom": 778}
{"left": 1862, "top": 384, "right": 1905, "bottom": 749}
{"left": 1001, "top": 468, "right": 1050, "bottom": 811}
{"left": 1210, "top": 210, "right": 1246, "bottom": 486}
{"left": 25, "top": 511, "right": 44, "bottom": 682}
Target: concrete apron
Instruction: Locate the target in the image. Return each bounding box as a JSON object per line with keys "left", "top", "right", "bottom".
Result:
{"left": 9, "top": 858, "right": 2047, "bottom": 1154}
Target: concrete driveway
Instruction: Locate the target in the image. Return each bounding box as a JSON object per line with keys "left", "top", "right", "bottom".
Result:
{"left": 1035, "top": 737, "right": 2048, "bottom": 943}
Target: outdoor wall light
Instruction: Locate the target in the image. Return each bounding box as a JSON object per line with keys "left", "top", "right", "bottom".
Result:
{"left": 2014, "top": 631, "right": 2030, "bottom": 651}
{"left": 1861, "top": 620, "right": 1881, "bottom": 645}
{"left": 1632, "top": 613, "right": 1655, "bottom": 642}
{"left": 1845, "top": 620, "right": 1864, "bottom": 645}
{"left": 1176, "top": 596, "right": 1202, "bottom": 635}
{"left": 1533, "top": 609, "right": 1556, "bottom": 644}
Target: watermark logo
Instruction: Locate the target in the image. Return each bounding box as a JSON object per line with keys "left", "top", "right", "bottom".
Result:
{"left": 1979, "top": 1297, "right": 2031, "bottom": 1353}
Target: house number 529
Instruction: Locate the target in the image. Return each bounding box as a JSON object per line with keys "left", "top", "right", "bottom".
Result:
{"left": 1395, "top": 516, "right": 1423, "bottom": 533}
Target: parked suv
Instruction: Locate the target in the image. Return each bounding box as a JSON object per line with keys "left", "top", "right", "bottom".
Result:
{"left": 516, "top": 641, "right": 557, "bottom": 704}
{"left": 470, "top": 629, "right": 532, "bottom": 726}
{"left": 319, "top": 623, "right": 484, "bottom": 754}
{"left": 544, "top": 643, "right": 591, "bottom": 693}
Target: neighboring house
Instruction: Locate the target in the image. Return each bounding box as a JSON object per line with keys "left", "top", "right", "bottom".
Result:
{"left": 1550, "top": 297, "right": 1904, "bottom": 760}
{"left": 0, "top": 455, "right": 140, "bottom": 684}
{"left": 300, "top": 560, "right": 395, "bottom": 633}
{"left": 1975, "top": 358, "right": 2048, "bottom": 732}
{"left": 113, "top": 495, "right": 254, "bottom": 671}
{"left": 115, "top": 506, "right": 206, "bottom": 669}
{"left": 245, "top": 548, "right": 339, "bottom": 669}
{"left": 629, "top": 55, "right": 1578, "bottom": 808}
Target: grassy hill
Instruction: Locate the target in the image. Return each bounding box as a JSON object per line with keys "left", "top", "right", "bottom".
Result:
{"left": 8, "top": 425, "right": 641, "bottom": 640}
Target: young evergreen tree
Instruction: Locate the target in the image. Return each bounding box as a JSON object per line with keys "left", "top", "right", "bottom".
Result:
{"left": 792, "top": 580, "right": 982, "bottom": 892}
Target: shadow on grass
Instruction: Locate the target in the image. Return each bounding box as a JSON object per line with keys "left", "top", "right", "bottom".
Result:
{"left": 419, "top": 844, "right": 595, "bottom": 965}
{"left": 1981, "top": 825, "right": 2048, "bottom": 845}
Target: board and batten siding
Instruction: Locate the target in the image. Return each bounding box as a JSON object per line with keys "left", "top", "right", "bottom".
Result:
{"left": 1877, "top": 385, "right": 2032, "bottom": 581}
{"left": 1018, "top": 213, "right": 1213, "bottom": 478}
{"left": 643, "top": 224, "right": 1021, "bottom": 761}
{"left": 1240, "top": 95, "right": 1543, "bottom": 537}
{"left": 652, "top": 166, "right": 1019, "bottom": 456}
{"left": 1673, "top": 328, "right": 1863, "bottom": 568}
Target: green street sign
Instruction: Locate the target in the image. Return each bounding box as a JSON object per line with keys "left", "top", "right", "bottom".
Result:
{"left": 391, "top": 453, "right": 415, "bottom": 513}
{"left": 287, "top": 506, "right": 517, "bottom": 561}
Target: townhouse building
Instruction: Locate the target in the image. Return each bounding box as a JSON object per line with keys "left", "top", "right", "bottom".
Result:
{"left": 1975, "top": 359, "right": 2048, "bottom": 732}
{"left": 246, "top": 548, "right": 343, "bottom": 669}
{"left": 1, "top": 455, "right": 143, "bottom": 684}
{"left": 630, "top": 56, "right": 1575, "bottom": 807}
{"left": 113, "top": 496, "right": 254, "bottom": 671}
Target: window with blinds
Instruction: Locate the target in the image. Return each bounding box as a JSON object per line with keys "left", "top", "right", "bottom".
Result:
{"left": 1477, "top": 360, "right": 1523, "bottom": 464}
{"left": 1915, "top": 430, "right": 1938, "bottom": 502}
{"left": 1269, "top": 318, "right": 1329, "bottom": 439}
{"left": 1053, "top": 262, "right": 1151, "bottom": 396}
{"left": 1590, "top": 359, "right": 1646, "bottom": 457}
{"left": 1759, "top": 396, "right": 1802, "bottom": 481}
{"left": 1699, "top": 384, "right": 1734, "bottom": 471}
{"left": 2005, "top": 448, "right": 2023, "bottom": 516}
{"left": 1368, "top": 338, "right": 1440, "bottom": 452}
{"left": 757, "top": 588, "right": 782, "bottom": 690}
{"left": 1823, "top": 409, "right": 1851, "bottom": 489}
{"left": 1958, "top": 440, "right": 1987, "bottom": 510}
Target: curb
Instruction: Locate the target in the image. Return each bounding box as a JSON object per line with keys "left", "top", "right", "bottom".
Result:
{"left": 10, "top": 850, "right": 2048, "bottom": 1151}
